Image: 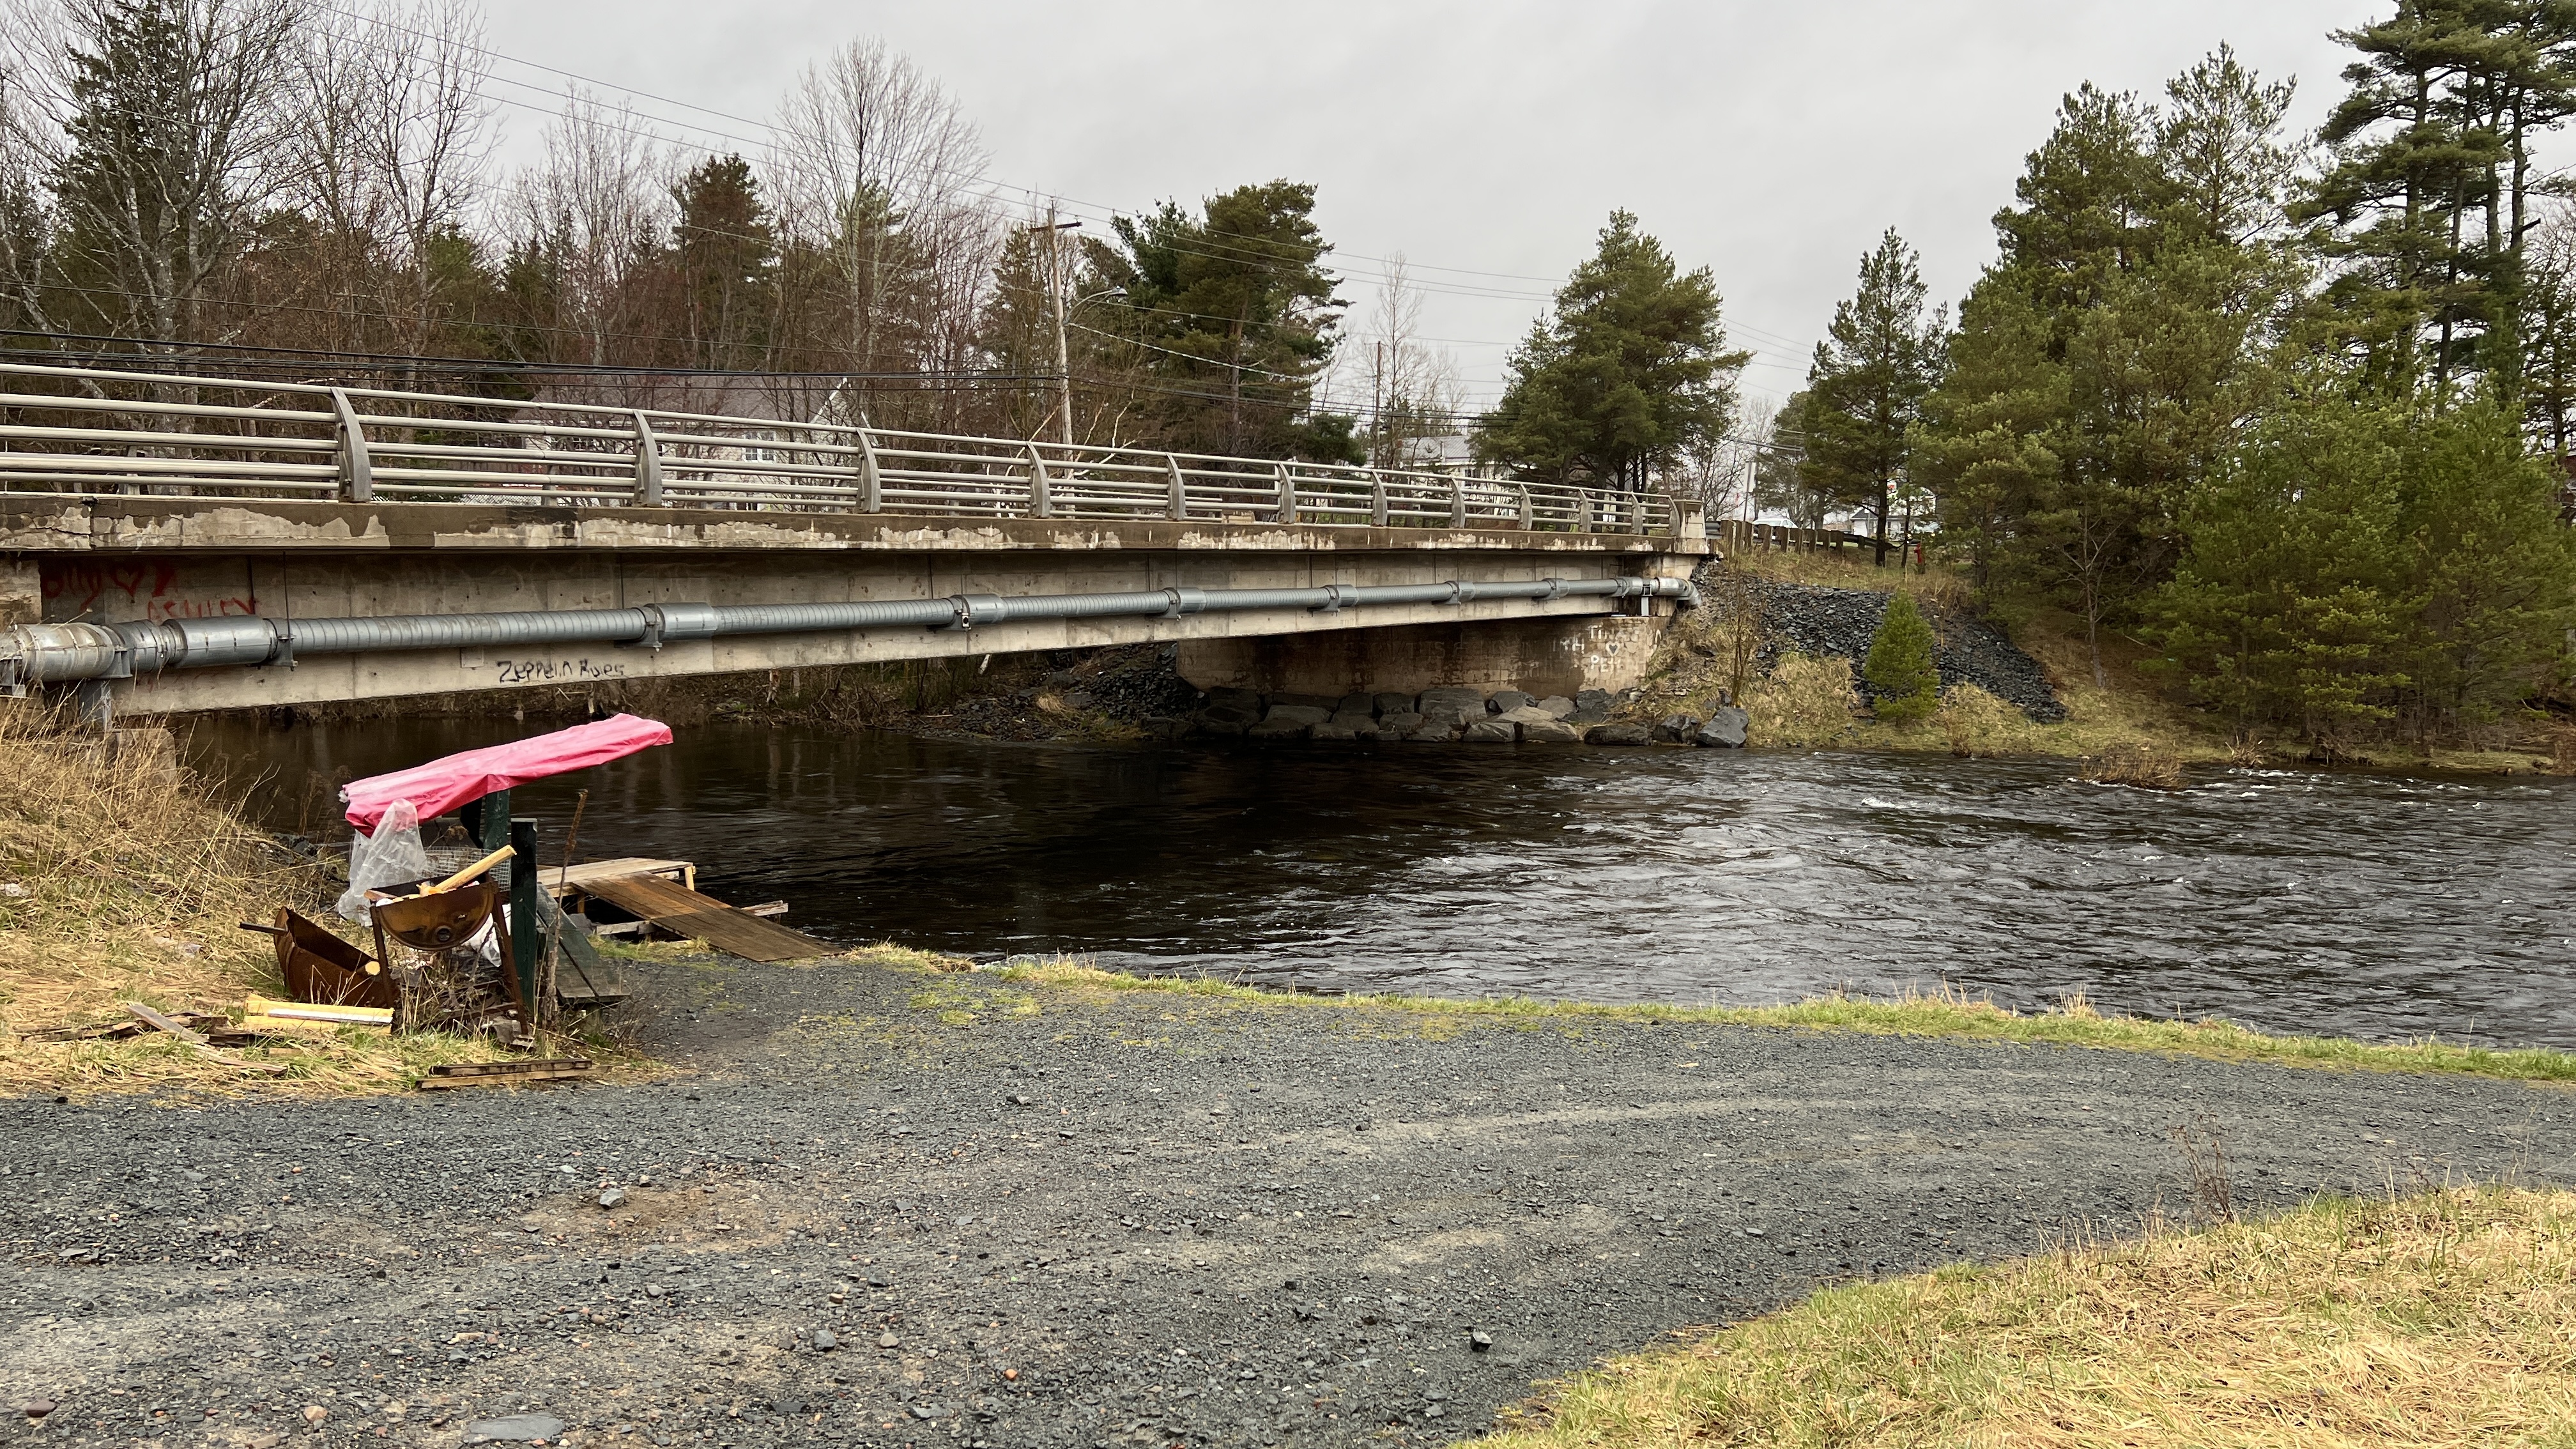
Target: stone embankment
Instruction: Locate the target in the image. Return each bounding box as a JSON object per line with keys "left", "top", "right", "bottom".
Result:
{"left": 1743, "top": 579, "right": 2067, "bottom": 721}
{"left": 1198, "top": 686, "right": 1753, "bottom": 749}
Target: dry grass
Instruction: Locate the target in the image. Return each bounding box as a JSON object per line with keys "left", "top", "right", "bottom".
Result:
{"left": 991, "top": 961, "right": 2576, "bottom": 1086}
{"left": 0, "top": 704, "right": 576, "bottom": 1098}
{"left": 1473, "top": 1185, "right": 2576, "bottom": 1449}
{"left": 1725, "top": 541, "right": 1975, "bottom": 615}
{"left": 1742, "top": 654, "right": 1862, "bottom": 747}
{"left": 2084, "top": 740, "right": 2189, "bottom": 789}
{"left": 1936, "top": 684, "right": 2042, "bottom": 757}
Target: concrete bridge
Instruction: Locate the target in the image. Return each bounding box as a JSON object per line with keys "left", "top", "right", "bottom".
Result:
{"left": 0, "top": 362, "right": 1709, "bottom": 715}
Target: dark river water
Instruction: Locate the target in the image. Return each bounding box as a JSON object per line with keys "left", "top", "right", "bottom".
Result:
{"left": 187, "top": 719, "right": 2576, "bottom": 1049}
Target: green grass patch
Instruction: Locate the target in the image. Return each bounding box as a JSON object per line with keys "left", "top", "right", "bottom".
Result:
{"left": 992, "top": 962, "right": 2576, "bottom": 1087}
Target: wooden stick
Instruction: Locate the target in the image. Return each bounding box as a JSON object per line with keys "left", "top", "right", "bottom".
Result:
{"left": 430, "top": 843, "right": 519, "bottom": 894}
{"left": 121, "top": 1001, "right": 209, "bottom": 1046}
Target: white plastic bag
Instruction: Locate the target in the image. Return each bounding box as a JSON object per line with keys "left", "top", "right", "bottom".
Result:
{"left": 336, "top": 799, "right": 430, "bottom": 924}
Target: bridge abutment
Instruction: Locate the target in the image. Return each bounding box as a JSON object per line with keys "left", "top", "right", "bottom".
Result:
{"left": 1174, "top": 611, "right": 1674, "bottom": 702}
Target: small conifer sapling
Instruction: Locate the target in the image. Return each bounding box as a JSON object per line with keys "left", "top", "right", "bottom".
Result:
{"left": 1864, "top": 594, "right": 1941, "bottom": 724}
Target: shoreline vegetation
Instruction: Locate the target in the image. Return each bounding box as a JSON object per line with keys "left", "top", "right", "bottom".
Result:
{"left": 9, "top": 709, "right": 2572, "bottom": 1100}
{"left": 1466, "top": 1184, "right": 2576, "bottom": 1447}
{"left": 990, "top": 960, "right": 2576, "bottom": 1088}
{"left": 1644, "top": 548, "right": 2576, "bottom": 780}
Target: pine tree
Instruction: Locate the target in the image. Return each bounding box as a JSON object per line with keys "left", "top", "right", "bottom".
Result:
{"left": 2150, "top": 392, "right": 2412, "bottom": 739}
{"left": 1864, "top": 594, "right": 1942, "bottom": 724}
{"left": 1800, "top": 229, "right": 1947, "bottom": 564}
{"left": 2300, "top": 1, "right": 2576, "bottom": 403}
{"left": 1098, "top": 180, "right": 1347, "bottom": 459}
{"left": 668, "top": 155, "right": 779, "bottom": 371}
{"left": 1476, "top": 211, "right": 1750, "bottom": 491}
{"left": 1914, "top": 53, "right": 2301, "bottom": 683}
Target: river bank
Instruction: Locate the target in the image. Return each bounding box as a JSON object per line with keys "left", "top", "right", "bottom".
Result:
{"left": 1696, "top": 548, "right": 2576, "bottom": 777}
{"left": 4, "top": 949, "right": 2555, "bottom": 1443}
{"left": 4, "top": 945, "right": 2569, "bottom": 1448}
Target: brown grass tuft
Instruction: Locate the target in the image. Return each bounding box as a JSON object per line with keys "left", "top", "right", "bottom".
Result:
{"left": 1475, "top": 1185, "right": 2576, "bottom": 1449}
{"left": 2085, "top": 741, "right": 2188, "bottom": 789}
{"left": 0, "top": 703, "right": 309, "bottom": 1036}
{"left": 1742, "top": 654, "right": 1860, "bottom": 747}
{"left": 1936, "top": 683, "right": 2039, "bottom": 757}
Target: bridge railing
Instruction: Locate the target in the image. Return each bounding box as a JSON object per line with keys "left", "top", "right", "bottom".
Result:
{"left": 0, "top": 360, "right": 1675, "bottom": 534}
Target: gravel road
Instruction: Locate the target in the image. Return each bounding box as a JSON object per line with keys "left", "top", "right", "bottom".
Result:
{"left": 4, "top": 956, "right": 2566, "bottom": 1449}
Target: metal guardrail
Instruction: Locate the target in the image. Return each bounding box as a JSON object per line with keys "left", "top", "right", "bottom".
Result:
{"left": 0, "top": 361, "right": 1675, "bottom": 535}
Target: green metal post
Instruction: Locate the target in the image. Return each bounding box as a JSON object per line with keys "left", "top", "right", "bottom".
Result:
{"left": 509, "top": 818, "right": 540, "bottom": 1020}
{"left": 461, "top": 790, "right": 511, "bottom": 852}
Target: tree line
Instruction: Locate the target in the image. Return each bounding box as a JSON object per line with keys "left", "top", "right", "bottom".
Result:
{"left": 1754, "top": 13, "right": 2576, "bottom": 746}
{"left": 0, "top": 0, "right": 1374, "bottom": 456}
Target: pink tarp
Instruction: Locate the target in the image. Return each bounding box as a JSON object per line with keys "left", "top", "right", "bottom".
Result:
{"left": 341, "top": 714, "right": 673, "bottom": 832}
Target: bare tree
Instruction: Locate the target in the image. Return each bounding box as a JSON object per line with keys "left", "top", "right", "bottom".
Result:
{"left": 507, "top": 88, "right": 670, "bottom": 373}
{"left": 771, "top": 38, "right": 997, "bottom": 425}
{"left": 291, "top": 0, "right": 493, "bottom": 362}
{"left": 0, "top": 0, "right": 308, "bottom": 353}
{"left": 1363, "top": 254, "right": 1459, "bottom": 469}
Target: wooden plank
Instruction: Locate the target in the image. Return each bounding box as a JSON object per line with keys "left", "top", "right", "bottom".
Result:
{"left": 118, "top": 1001, "right": 287, "bottom": 1073}
{"left": 540, "top": 891, "right": 628, "bottom": 1007}
{"left": 581, "top": 873, "right": 709, "bottom": 918}
{"left": 655, "top": 908, "right": 834, "bottom": 964}
{"left": 429, "top": 1057, "right": 594, "bottom": 1078}
{"left": 544, "top": 858, "right": 693, "bottom": 897}
{"left": 581, "top": 874, "right": 833, "bottom": 963}
{"left": 121, "top": 1001, "right": 209, "bottom": 1046}
{"left": 418, "top": 1057, "right": 595, "bottom": 1089}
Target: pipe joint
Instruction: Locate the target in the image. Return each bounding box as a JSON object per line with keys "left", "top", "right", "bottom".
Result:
{"left": 632, "top": 603, "right": 717, "bottom": 650}
{"left": 1162, "top": 586, "right": 1206, "bottom": 619}
{"left": 946, "top": 594, "right": 1006, "bottom": 630}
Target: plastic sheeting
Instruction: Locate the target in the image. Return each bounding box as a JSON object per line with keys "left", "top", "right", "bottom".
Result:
{"left": 335, "top": 799, "right": 430, "bottom": 923}
{"left": 339, "top": 714, "right": 673, "bottom": 832}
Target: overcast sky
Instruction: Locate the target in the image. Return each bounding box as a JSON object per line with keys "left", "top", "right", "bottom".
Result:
{"left": 484, "top": 1, "right": 2381, "bottom": 416}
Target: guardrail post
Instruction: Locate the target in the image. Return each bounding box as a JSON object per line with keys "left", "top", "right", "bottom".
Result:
{"left": 329, "top": 389, "right": 372, "bottom": 503}
{"left": 857, "top": 430, "right": 882, "bottom": 512}
{"left": 1275, "top": 463, "right": 1296, "bottom": 525}
{"left": 1516, "top": 483, "right": 1533, "bottom": 530}
{"left": 1577, "top": 490, "right": 1595, "bottom": 532}
{"left": 1165, "top": 455, "right": 1188, "bottom": 521}
{"left": 1448, "top": 476, "right": 1466, "bottom": 528}
{"left": 1026, "top": 443, "right": 1052, "bottom": 518}
{"left": 1370, "top": 471, "right": 1388, "bottom": 527}
{"left": 1674, "top": 497, "right": 1705, "bottom": 540}
{"left": 631, "top": 412, "right": 663, "bottom": 506}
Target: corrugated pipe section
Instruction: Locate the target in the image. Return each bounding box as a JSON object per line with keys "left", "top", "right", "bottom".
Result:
{"left": 0, "top": 576, "right": 1696, "bottom": 691}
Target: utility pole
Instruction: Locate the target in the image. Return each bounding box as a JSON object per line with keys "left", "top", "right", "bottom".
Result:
{"left": 1370, "top": 341, "right": 1384, "bottom": 470}
{"left": 1027, "top": 210, "right": 1082, "bottom": 447}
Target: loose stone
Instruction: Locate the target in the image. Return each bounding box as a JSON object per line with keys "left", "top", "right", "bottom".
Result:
{"left": 1694, "top": 707, "right": 1751, "bottom": 748}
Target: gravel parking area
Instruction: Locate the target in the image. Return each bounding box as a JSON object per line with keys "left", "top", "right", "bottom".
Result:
{"left": 3, "top": 956, "right": 2566, "bottom": 1448}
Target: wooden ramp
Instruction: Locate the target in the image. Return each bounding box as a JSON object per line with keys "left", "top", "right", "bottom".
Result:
{"left": 579, "top": 873, "right": 834, "bottom": 963}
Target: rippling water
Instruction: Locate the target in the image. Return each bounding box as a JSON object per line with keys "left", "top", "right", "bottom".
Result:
{"left": 190, "top": 719, "right": 2576, "bottom": 1048}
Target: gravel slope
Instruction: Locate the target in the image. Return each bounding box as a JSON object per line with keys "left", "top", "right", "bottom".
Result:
{"left": 3, "top": 958, "right": 2564, "bottom": 1448}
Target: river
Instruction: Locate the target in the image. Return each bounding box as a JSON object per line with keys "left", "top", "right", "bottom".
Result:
{"left": 188, "top": 718, "right": 2576, "bottom": 1049}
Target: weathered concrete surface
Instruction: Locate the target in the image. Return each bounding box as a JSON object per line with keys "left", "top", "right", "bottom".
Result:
{"left": 1177, "top": 615, "right": 1671, "bottom": 700}
{"left": 6, "top": 499, "right": 1705, "bottom": 713}
{"left": 0, "top": 958, "right": 2560, "bottom": 1448}
{"left": 0, "top": 496, "right": 1710, "bottom": 560}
